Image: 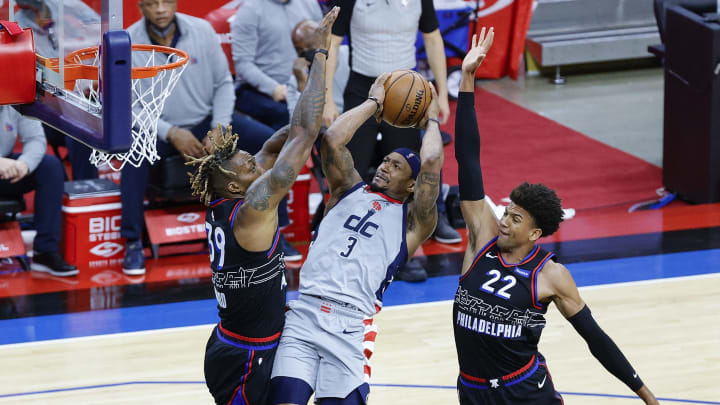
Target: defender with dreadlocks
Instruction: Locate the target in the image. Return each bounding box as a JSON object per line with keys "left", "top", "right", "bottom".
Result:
{"left": 186, "top": 8, "right": 340, "bottom": 405}
{"left": 452, "top": 28, "right": 659, "bottom": 404}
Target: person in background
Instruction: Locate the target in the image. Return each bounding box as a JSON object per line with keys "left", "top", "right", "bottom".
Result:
{"left": 286, "top": 19, "right": 350, "bottom": 114}
{"left": 230, "top": 0, "right": 323, "bottom": 130}
{"left": 0, "top": 106, "right": 78, "bottom": 277}
{"left": 120, "top": 0, "right": 301, "bottom": 277}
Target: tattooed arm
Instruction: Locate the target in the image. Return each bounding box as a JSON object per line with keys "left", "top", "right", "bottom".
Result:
{"left": 321, "top": 73, "right": 389, "bottom": 211}
{"left": 406, "top": 85, "right": 444, "bottom": 256}
{"left": 234, "top": 8, "right": 338, "bottom": 247}
{"left": 255, "top": 124, "right": 290, "bottom": 170}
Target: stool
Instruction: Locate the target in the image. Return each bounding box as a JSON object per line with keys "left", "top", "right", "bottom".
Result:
{"left": 0, "top": 197, "right": 29, "bottom": 270}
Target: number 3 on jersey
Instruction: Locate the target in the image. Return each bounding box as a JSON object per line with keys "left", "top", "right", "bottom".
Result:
{"left": 480, "top": 269, "right": 516, "bottom": 300}
{"left": 205, "top": 222, "right": 226, "bottom": 269}
{"left": 340, "top": 236, "right": 358, "bottom": 257}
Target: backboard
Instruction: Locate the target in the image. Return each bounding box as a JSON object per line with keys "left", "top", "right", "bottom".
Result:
{"left": 6, "top": 0, "right": 132, "bottom": 154}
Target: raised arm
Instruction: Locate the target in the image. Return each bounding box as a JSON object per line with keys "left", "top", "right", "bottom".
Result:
{"left": 240, "top": 7, "right": 339, "bottom": 219}
{"left": 406, "top": 85, "right": 443, "bottom": 255}
{"left": 455, "top": 28, "right": 498, "bottom": 275}
{"left": 254, "top": 124, "right": 290, "bottom": 170}
{"left": 541, "top": 262, "right": 659, "bottom": 404}
{"left": 320, "top": 72, "right": 389, "bottom": 207}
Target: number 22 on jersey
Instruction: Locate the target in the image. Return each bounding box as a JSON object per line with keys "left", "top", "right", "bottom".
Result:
{"left": 480, "top": 269, "right": 517, "bottom": 300}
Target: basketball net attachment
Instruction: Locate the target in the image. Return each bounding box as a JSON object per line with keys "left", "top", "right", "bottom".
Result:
{"left": 64, "top": 44, "right": 189, "bottom": 171}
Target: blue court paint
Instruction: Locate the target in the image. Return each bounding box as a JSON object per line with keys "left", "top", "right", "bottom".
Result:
{"left": 1, "top": 381, "right": 719, "bottom": 404}
{"left": 1, "top": 249, "right": 719, "bottom": 344}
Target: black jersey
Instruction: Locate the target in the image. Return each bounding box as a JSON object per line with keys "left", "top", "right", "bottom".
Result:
{"left": 453, "top": 236, "right": 556, "bottom": 380}
{"left": 205, "top": 198, "right": 286, "bottom": 338}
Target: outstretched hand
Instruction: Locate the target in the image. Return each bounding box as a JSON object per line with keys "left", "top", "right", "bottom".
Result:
{"left": 313, "top": 6, "right": 340, "bottom": 50}
{"left": 462, "top": 27, "right": 495, "bottom": 76}
{"left": 368, "top": 72, "right": 390, "bottom": 122}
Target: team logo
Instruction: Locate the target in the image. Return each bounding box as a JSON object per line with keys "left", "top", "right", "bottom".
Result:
{"left": 4, "top": 123, "right": 13, "bottom": 132}
{"left": 90, "top": 241, "right": 124, "bottom": 258}
{"left": 372, "top": 201, "right": 382, "bottom": 211}
{"left": 177, "top": 212, "right": 201, "bottom": 223}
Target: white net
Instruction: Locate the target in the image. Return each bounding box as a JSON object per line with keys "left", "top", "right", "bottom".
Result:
{"left": 69, "top": 47, "right": 188, "bottom": 171}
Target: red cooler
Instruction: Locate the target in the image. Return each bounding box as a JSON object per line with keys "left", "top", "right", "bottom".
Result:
{"left": 284, "top": 165, "right": 312, "bottom": 243}
{"left": 62, "top": 179, "right": 125, "bottom": 268}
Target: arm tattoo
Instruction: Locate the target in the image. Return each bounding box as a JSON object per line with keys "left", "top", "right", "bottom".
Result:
{"left": 291, "top": 54, "right": 326, "bottom": 131}
{"left": 246, "top": 160, "right": 297, "bottom": 211}
{"left": 414, "top": 171, "right": 441, "bottom": 215}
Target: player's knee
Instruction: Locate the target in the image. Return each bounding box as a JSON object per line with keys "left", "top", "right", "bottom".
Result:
{"left": 270, "top": 376, "right": 313, "bottom": 405}
{"left": 317, "top": 383, "right": 369, "bottom": 405}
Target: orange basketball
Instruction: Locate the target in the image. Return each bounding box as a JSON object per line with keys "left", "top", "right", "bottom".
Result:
{"left": 382, "top": 70, "right": 433, "bottom": 128}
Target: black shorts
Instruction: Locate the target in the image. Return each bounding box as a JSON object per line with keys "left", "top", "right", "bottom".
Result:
{"left": 204, "top": 323, "right": 281, "bottom": 405}
{"left": 457, "top": 355, "right": 564, "bottom": 405}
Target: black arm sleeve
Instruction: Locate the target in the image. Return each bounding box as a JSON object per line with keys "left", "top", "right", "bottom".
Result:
{"left": 330, "top": 0, "right": 354, "bottom": 37}
{"left": 454, "top": 92, "right": 485, "bottom": 201}
{"left": 419, "top": 0, "right": 439, "bottom": 33}
{"left": 568, "top": 305, "right": 644, "bottom": 392}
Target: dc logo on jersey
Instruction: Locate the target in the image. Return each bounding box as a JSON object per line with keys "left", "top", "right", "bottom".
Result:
{"left": 4, "top": 123, "right": 13, "bottom": 132}
{"left": 344, "top": 210, "right": 379, "bottom": 238}
{"left": 372, "top": 201, "right": 382, "bottom": 211}
{"left": 191, "top": 57, "right": 199, "bottom": 64}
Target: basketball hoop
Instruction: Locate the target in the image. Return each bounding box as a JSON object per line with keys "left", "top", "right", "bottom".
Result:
{"left": 57, "top": 44, "right": 189, "bottom": 171}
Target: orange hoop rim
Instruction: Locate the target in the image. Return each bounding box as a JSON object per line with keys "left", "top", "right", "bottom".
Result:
{"left": 63, "top": 44, "right": 190, "bottom": 80}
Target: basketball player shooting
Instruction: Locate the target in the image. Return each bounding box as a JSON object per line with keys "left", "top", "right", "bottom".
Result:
{"left": 452, "top": 27, "right": 660, "bottom": 404}
{"left": 269, "top": 76, "right": 444, "bottom": 404}
{"left": 184, "top": 7, "right": 339, "bottom": 405}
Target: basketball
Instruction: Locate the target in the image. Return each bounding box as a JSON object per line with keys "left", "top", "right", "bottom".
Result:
{"left": 382, "top": 70, "right": 433, "bottom": 128}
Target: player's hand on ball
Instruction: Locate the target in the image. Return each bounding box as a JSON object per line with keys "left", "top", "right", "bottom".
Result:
{"left": 314, "top": 6, "right": 340, "bottom": 50}
{"left": 419, "top": 82, "right": 439, "bottom": 129}
{"left": 462, "top": 27, "right": 495, "bottom": 76}
{"left": 369, "top": 72, "right": 390, "bottom": 122}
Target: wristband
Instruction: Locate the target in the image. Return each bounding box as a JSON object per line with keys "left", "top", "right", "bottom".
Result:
{"left": 315, "top": 48, "right": 329, "bottom": 58}
{"left": 368, "top": 96, "right": 381, "bottom": 115}
{"left": 428, "top": 118, "right": 440, "bottom": 125}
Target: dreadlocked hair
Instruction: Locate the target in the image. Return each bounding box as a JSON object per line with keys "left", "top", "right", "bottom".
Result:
{"left": 185, "top": 125, "right": 239, "bottom": 206}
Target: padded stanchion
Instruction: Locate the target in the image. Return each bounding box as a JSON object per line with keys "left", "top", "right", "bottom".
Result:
{"left": 0, "top": 21, "right": 35, "bottom": 105}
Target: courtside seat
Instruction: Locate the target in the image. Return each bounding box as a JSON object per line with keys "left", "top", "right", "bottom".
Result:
{"left": 147, "top": 155, "right": 194, "bottom": 203}
{"left": 526, "top": 25, "right": 661, "bottom": 68}
{"left": 0, "top": 197, "right": 25, "bottom": 221}
{"left": 0, "top": 197, "right": 29, "bottom": 270}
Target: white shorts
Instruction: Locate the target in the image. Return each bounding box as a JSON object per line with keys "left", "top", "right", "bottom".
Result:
{"left": 271, "top": 294, "right": 370, "bottom": 399}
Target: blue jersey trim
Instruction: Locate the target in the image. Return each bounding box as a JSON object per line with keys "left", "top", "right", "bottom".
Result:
{"left": 375, "top": 204, "right": 409, "bottom": 304}
{"left": 216, "top": 328, "right": 278, "bottom": 351}
{"left": 532, "top": 253, "right": 555, "bottom": 309}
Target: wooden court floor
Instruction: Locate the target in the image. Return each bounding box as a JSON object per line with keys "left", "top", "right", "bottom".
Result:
{"left": 1, "top": 274, "right": 718, "bottom": 404}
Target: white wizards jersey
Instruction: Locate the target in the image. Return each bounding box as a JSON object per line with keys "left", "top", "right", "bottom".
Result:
{"left": 299, "top": 183, "right": 409, "bottom": 315}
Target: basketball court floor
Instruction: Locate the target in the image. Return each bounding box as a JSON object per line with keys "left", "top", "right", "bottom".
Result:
{"left": 2, "top": 68, "right": 720, "bottom": 404}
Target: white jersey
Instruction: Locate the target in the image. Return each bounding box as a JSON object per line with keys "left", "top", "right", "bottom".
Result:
{"left": 299, "top": 183, "right": 409, "bottom": 315}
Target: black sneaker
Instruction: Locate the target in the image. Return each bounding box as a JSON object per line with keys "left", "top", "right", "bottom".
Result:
{"left": 31, "top": 251, "right": 79, "bottom": 277}
{"left": 433, "top": 211, "right": 462, "bottom": 244}
{"left": 279, "top": 234, "right": 303, "bottom": 262}
{"left": 395, "top": 258, "right": 428, "bottom": 282}
{"left": 122, "top": 240, "right": 146, "bottom": 276}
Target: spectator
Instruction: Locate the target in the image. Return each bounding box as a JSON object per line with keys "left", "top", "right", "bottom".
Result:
{"left": 0, "top": 106, "right": 78, "bottom": 277}
{"left": 14, "top": 0, "right": 101, "bottom": 180}
{"left": 286, "top": 19, "right": 350, "bottom": 114}
{"left": 120, "top": 0, "right": 301, "bottom": 276}
{"left": 323, "top": 0, "right": 460, "bottom": 282}
{"left": 230, "top": 0, "right": 322, "bottom": 130}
